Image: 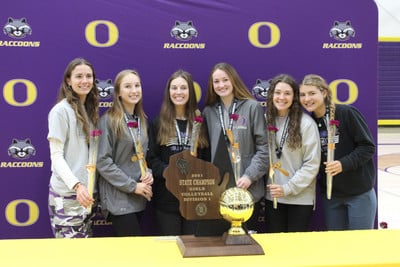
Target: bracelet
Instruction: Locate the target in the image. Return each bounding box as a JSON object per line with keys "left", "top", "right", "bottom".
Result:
{"left": 73, "top": 182, "right": 81, "bottom": 192}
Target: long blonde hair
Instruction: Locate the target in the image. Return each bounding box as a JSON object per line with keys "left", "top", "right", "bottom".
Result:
{"left": 106, "top": 69, "right": 147, "bottom": 140}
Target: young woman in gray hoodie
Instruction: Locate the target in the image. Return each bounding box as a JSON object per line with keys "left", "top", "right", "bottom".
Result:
{"left": 202, "top": 62, "right": 269, "bottom": 234}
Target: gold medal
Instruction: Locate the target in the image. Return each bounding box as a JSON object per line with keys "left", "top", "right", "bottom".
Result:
{"left": 131, "top": 155, "right": 138, "bottom": 162}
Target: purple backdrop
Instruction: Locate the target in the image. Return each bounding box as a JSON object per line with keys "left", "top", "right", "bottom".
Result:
{"left": 0, "top": 0, "right": 378, "bottom": 239}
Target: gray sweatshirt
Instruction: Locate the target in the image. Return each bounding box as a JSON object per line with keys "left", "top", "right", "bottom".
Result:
{"left": 96, "top": 113, "right": 149, "bottom": 216}
{"left": 203, "top": 99, "right": 269, "bottom": 202}
{"left": 265, "top": 113, "right": 321, "bottom": 205}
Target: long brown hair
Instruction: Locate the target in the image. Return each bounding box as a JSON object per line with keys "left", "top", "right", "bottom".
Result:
{"left": 57, "top": 58, "right": 99, "bottom": 143}
{"left": 266, "top": 74, "right": 302, "bottom": 149}
{"left": 158, "top": 69, "right": 208, "bottom": 148}
{"left": 106, "top": 69, "right": 147, "bottom": 140}
{"left": 205, "top": 62, "right": 254, "bottom": 106}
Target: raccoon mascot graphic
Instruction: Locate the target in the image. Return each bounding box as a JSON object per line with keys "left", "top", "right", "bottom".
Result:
{"left": 252, "top": 79, "right": 271, "bottom": 101}
{"left": 3, "top": 17, "right": 32, "bottom": 38}
{"left": 8, "top": 138, "right": 36, "bottom": 160}
{"left": 329, "top": 21, "right": 355, "bottom": 41}
{"left": 170, "top": 21, "right": 198, "bottom": 41}
{"left": 96, "top": 79, "right": 114, "bottom": 100}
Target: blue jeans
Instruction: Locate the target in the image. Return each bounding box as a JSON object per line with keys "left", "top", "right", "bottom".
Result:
{"left": 322, "top": 188, "right": 377, "bottom": 230}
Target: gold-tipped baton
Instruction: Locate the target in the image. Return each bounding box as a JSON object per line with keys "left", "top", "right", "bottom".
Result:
{"left": 127, "top": 119, "right": 152, "bottom": 202}
{"left": 267, "top": 125, "right": 278, "bottom": 209}
{"left": 266, "top": 125, "right": 289, "bottom": 209}
{"left": 326, "top": 119, "right": 339, "bottom": 199}
{"left": 269, "top": 160, "right": 290, "bottom": 209}
{"left": 127, "top": 121, "right": 148, "bottom": 177}
{"left": 226, "top": 127, "right": 241, "bottom": 182}
{"left": 326, "top": 147, "right": 334, "bottom": 199}
{"left": 268, "top": 158, "right": 278, "bottom": 209}
{"left": 189, "top": 109, "right": 203, "bottom": 157}
{"left": 86, "top": 129, "right": 102, "bottom": 213}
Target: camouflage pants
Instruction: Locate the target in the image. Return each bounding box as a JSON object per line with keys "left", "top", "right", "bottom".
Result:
{"left": 48, "top": 187, "right": 96, "bottom": 238}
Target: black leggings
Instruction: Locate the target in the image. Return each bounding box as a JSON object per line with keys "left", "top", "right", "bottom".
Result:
{"left": 265, "top": 199, "right": 313, "bottom": 233}
{"left": 109, "top": 212, "right": 143, "bottom": 237}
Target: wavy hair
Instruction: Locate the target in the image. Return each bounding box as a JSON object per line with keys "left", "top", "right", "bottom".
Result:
{"left": 266, "top": 74, "right": 302, "bottom": 149}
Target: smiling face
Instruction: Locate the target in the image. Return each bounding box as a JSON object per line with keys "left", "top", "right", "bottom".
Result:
{"left": 169, "top": 76, "right": 189, "bottom": 107}
{"left": 273, "top": 82, "right": 294, "bottom": 116}
{"left": 118, "top": 72, "right": 142, "bottom": 112}
{"left": 67, "top": 64, "right": 94, "bottom": 103}
{"left": 212, "top": 69, "right": 234, "bottom": 102}
{"left": 299, "top": 84, "right": 327, "bottom": 118}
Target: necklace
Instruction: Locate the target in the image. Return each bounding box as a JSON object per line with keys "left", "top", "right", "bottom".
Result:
{"left": 174, "top": 119, "right": 189, "bottom": 148}
{"left": 217, "top": 98, "right": 238, "bottom": 144}
{"left": 275, "top": 116, "right": 289, "bottom": 159}
{"left": 316, "top": 117, "right": 325, "bottom": 128}
{"left": 123, "top": 113, "right": 141, "bottom": 154}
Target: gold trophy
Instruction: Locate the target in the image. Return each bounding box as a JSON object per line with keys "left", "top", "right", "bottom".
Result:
{"left": 176, "top": 184, "right": 264, "bottom": 257}
{"left": 217, "top": 113, "right": 263, "bottom": 250}
{"left": 167, "top": 112, "right": 263, "bottom": 257}
{"left": 219, "top": 187, "right": 255, "bottom": 245}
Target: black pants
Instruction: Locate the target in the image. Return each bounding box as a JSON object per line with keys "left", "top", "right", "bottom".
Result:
{"left": 109, "top": 212, "right": 143, "bottom": 237}
{"left": 245, "top": 200, "right": 264, "bottom": 233}
{"left": 265, "top": 199, "right": 313, "bottom": 233}
{"left": 156, "top": 209, "right": 198, "bottom": 236}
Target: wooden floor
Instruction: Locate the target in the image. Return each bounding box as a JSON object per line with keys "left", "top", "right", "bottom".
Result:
{"left": 377, "top": 126, "right": 400, "bottom": 229}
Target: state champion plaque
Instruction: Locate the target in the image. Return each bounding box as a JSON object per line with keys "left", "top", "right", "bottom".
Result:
{"left": 163, "top": 150, "right": 229, "bottom": 220}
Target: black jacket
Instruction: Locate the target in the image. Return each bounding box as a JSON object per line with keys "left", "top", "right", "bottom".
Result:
{"left": 316, "top": 104, "right": 376, "bottom": 197}
{"left": 146, "top": 116, "right": 210, "bottom": 212}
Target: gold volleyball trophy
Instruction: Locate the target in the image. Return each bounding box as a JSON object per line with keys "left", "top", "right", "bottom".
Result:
{"left": 217, "top": 116, "right": 264, "bottom": 250}
{"left": 165, "top": 153, "right": 265, "bottom": 257}
{"left": 163, "top": 112, "right": 264, "bottom": 257}
{"left": 219, "top": 187, "right": 256, "bottom": 245}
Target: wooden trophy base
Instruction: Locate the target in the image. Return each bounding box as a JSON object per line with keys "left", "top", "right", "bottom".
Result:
{"left": 176, "top": 234, "right": 265, "bottom": 257}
